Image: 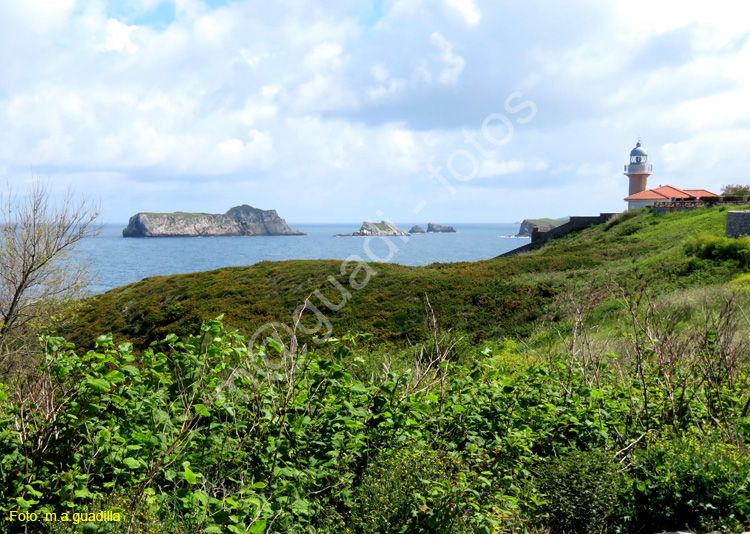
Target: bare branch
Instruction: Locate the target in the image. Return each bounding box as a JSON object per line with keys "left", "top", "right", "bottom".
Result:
{"left": 0, "top": 177, "right": 100, "bottom": 373}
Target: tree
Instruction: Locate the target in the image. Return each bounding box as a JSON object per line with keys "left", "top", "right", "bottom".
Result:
{"left": 720, "top": 184, "right": 750, "bottom": 196}
{"left": 0, "top": 179, "right": 99, "bottom": 372}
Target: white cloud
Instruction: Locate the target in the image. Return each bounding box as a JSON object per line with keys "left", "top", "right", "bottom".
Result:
{"left": 479, "top": 158, "right": 548, "bottom": 178}
{"left": 0, "top": 0, "right": 749, "bottom": 223}
{"left": 367, "top": 64, "right": 405, "bottom": 100}
{"left": 194, "top": 8, "right": 237, "bottom": 47}
{"left": 1, "top": 0, "right": 76, "bottom": 34}
{"left": 371, "top": 64, "right": 390, "bottom": 83}
{"left": 430, "top": 32, "right": 465, "bottom": 84}
{"left": 307, "top": 43, "right": 343, "bottom": 68}
{"left": 442, "top": 0, "right": 481, "bottom": 26}
{"left": 614, "top": 0, "right": 749, "bottom": 47}
{"left": 105, "top": 19, "right": 139, "bottom": 53}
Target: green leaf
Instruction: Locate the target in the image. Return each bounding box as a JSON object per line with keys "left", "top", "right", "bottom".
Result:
{"left": 248, "top": 519, "right": 267, "bottom": 534}
{"left": 84, "top": 378, "right": 111, "bottom": 393}
{"left": 104, "top": 370, "right": 124, "bottom": 383}
{"left": 212, "top": 511, "right": 231, "bottom": 525}
{"left": 16, "top": 497, "right": 39, "bottom": 509}
{"left": 184, "top": 466, "right": 197, "bottom": 485}
{"left": 123, "top": 457, "right": 140, "bottom": 470}
{"left": 121, "top": 365, "right": 140, "bottom": 376}
{"left": 75, "top": 488, "right": 94, "bottom": 499}
{"left": 95, "top": 334, "right": 114, "bottom": 347}
{"left": 194, "top": 490, "right": 209, "bottom": 507}
{"left": 251, "top": 481, "right": 266, "bottom": 489}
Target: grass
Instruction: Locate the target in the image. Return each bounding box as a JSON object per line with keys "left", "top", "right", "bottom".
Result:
{"left": 361, "top": 221, "right": 406, "bottom": 232}
{"left": 138, "top": 211, "right": 215, "bottom": 217}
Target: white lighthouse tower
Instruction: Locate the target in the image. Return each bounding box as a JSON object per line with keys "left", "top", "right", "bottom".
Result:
{"left": 624, "top": 139, "right": 653, "bottom": 196}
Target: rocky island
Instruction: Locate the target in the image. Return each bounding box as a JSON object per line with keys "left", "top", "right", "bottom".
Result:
{"left": 427, "top": 223, "right": 456, "bottom": 233}
{"left": 337, "top": 222, "right": 459, "bottom": 236}
{"left": 336, "top": 221, "right": 411, "bottom": 237}
{"left": 122, "top": 205, "right": 305, "bottom": 237}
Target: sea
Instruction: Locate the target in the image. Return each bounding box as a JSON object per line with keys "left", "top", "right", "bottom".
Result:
{"left": 77, "top": 223, "right": 530, "bottom": 294}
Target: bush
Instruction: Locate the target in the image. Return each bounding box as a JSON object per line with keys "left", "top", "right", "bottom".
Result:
{"left": 532, "top": 449, "right": 625, "bottom": 534}
{"left": 347, "top": 446, "right": 467, "bottom": 534}
{"left": 684, "top": 234, "right": 750, "bottom": 267}
{"left": 628, "top": 434, "right": 750, "bottom": 533}
{"left": 604, "top": 210, "right": 639, "bottom": 231}
{"left": 729, "top": 272, "right": 750, "bottom": 292}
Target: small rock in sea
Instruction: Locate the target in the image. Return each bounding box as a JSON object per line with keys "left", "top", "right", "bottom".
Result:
{"left": 426, "top": 222, "right": 456, "bottom": 233}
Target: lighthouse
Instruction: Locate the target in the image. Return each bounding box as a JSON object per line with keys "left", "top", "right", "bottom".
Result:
{"left": 624, "top": 140, "right": 653, "bottom": 196}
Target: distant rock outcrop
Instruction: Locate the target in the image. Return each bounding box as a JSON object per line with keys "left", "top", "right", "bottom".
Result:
{"left": 122, "top": 205, "right": 305, "bottom": 237}
{"left": 427, "top": 223, "right": 456, "bottom": 233}
{"left": 516, "top": 218, "right": 567, "bottom": 237}
{"left": 350, "top": 221, "right": 410, "bottom": 237}
{"left": 409, "top": 225, "right": 426, "bottom": 234}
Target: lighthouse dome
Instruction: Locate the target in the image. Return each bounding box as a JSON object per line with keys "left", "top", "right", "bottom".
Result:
{"left": 630, "top": 141, "right": 648, "bottom": 157}
{"left": 629, "top": 141, "right": 648, "bottom": 164}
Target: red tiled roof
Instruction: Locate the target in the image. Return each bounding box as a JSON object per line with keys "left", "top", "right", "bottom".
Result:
{"left": 683, "top": 189, "right": 718, "bottom": 197}
{"left": 624, "top": 185, "right": 717, "bottom": 201}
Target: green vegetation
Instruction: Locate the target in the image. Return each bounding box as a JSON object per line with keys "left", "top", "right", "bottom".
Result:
{"left": 69, "top": 206, "right": 744, "bottom": 352}
{"left": 721, "top": 184, "right": 750, "bottom": 196}
{"left": 3, "top": 205, "right": 750, "bottom": 533}
{"left": 360, "top": 221, "right": 406, "bottom": 232}
{"left": 685, "top": 233, "right": 750, "bottom": 267}
{"left": 139, "top": 212, "right": 214, "bottom": 217}
{"left": 519, "top": 217, "right": 567, "bottom": 232}
{"left": 4, "top": 308, "right": 750, "bottom": 533}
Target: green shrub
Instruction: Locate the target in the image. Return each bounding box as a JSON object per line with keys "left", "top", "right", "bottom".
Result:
{"left": 532, "top": 449, "right": 624, "bottom": 534}
{"left": 604, "top": 210, "right": 639, "bottom": 230}
{"left": 684, "top": 234, "right": 750, "bottom": 267}
{"left": 42, "top": 487, "right": 193, "bottom": 534}
{"left": 347, "top": 446, "right": 467, "bottom": 534}
{"left": 629, "top": 434, "right": 750, "bottom": 533}
{"left": 729, "top": 272, "right": 750, "bottom": 292}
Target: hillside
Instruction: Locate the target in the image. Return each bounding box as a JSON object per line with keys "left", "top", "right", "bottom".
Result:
{"left": 69, "top": 206, "right": 747, "bottom": 351}
{"left": 9, "top": 204, "right": 750, "bottom": 534}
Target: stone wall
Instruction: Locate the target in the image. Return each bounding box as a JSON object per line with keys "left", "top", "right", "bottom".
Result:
{"left": 499, "top": 213, "right": 616, "bottom": 258}
{"left": 726, "top": 211, "right": 750, "bottom": 238}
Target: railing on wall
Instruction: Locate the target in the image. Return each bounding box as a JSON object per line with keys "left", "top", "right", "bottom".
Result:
{"left": 653, "top": 200, "right": 702, "bottom": 208}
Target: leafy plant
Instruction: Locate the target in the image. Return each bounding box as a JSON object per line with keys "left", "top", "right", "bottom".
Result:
{"left": 684, "top": 233, "right": 750, "bottom": 267}
{"left": 532, "top": 449, "right": 625, "bottom": 534}
{"left": 628, "top": 433, "right": 750, "bottom": 533}
{"left": 347, "top": 445, "right": 466, "bottom": 534}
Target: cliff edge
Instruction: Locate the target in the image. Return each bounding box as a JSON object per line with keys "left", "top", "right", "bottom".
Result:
{"left": 516, "top": 218, "right": 567, "bottom": 237}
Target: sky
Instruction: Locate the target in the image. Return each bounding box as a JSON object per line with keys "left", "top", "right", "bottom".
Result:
{"left": 1, "top": 0, "right": 748, "bottom": 224}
